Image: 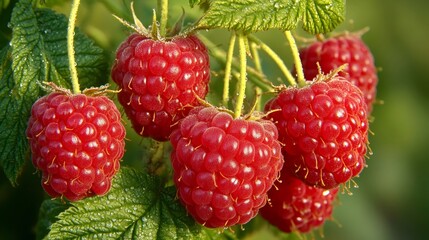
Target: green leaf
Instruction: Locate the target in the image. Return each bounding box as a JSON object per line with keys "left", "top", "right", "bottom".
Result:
{"left": 35, "top": 199, "right": 70, "bottom": 240}
{"left": 0, "top": 45, "right": 39, "bottom": 185}
{"left": 197, "top": 0, "right": 345, "bottom": 34}
{"left": 46, "top": 168, "right": 232, "bottom": 240}
{"left": 301, "top": 0, "right": 345, "bottom": 34}
{"left": 9, "top": 0, "right": 107, "bottom": 92}
{"left": 0, "top": 0, "right": 108, "bottom": 185}
{"left": 32, "top": 8, "right": 108, "bottom": 90}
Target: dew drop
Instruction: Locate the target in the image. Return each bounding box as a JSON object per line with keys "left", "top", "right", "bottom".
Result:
{"left": 107, "top": 194, "right": 114, "bottom": 200}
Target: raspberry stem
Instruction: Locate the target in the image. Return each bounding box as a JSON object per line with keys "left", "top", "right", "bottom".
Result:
{"left": 151, "top": 9, "right": 160, "bottom": 39}
{"left": 222, "top": 32, "right": 237, "bottom": 107}
{"left": 284, "top": 31, "right": 306, "bottom": 87}
{"left": 250, "top": 42, "right": 263, "bottom": 73}
{"left": 197, "top": 34, "right": 274, "bottom": 92}
{"left": 248, "top": 35, "right": 297, "bottom": 87}
{"left": 67, "top": 0, "right": 81, "bottom": 94}
{"left": 234, "top": 33, "right": 247, "bottom": 118}
{"left": 157, "top": 0, "right": 168, "bottom": 36}
{"left": 249, "top": 42, "right": 263, "bottom": 111}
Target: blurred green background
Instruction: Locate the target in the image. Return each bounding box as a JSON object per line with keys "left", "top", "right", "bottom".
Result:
{"left": 1, "top": 0, "right": 429, "bottom": 239}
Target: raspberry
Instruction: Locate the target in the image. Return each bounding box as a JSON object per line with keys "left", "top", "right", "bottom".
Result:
{"left": 298, "top": 35, "right": 378, "bottom": 112}
{"left": 170, "top": 107, "right": 284, "bottom": 228}
{"left": 26, "top": 92, "right": 126, "bottom": 201}
{"left": 264, "top": 78, "right": 368, "bottom": 189}
{"left": 111, "top": 34, "right": 210, "bottom": 141}
{"left": 260, "top": 172, "right": 338, "bottom": 233}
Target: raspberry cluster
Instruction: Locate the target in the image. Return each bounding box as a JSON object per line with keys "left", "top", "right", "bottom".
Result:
{"left": 111, "top": 34, "right": 210, "bottom": 141}
{"left": 26, "top": 92, "right": 126, "bottom": 201}
{"left": 25, "top": 29, "right": 374, "bottom": 235}
{"left": 18, "top": 3, "right": 380, "bottom": 238}
{"left": 256, "top": 35, "right": 376, "bottom": 234}
{"left": 170, "top": 107, "right": 284, "bottom": 228}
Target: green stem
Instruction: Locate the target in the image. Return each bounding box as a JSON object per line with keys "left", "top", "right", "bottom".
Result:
{"left": 254, "top": 87, "right": 262, "bottom": 112}
{"left": 250, "top": 42, "right": 262, "bottom": 111}
{"left": 67, "top": 0, "right": 81, "bottom": 94}
{"left": 234, "top": 33, "right": 247, "bottom": 119}
{"left": 285, "top": 31, "right": 306, "bottom": 87}
{"left": 248, "top": 35, "right": 297, "bottom": 87}
{"left": 222, "top": 33, "right": 237, "bottom": 107}
{"left": 250, "top": 42, "right": 263, "bottom": 73}
{"left": 197, "top": 34, "right": 274, "bottom": 92}
{"left": 157, "top": 0, "right": 168, "bottom": 36}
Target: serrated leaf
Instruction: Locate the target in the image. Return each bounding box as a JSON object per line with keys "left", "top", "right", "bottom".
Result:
{"left": 0, "top": 45, "right": 39, "bottom": 186}
{"left": 0, "top": 0, "right": 108, "bottom": 185}
{"left": 9, "top": 0, "right": 107, "bottom": 92}
{"left": 35, "top": 199, "right": 70, "bottom": 240}
{"left": 32, "top": 8, "right": 108, "bottom": 90}
{"left": 301, "top": 0, "right": 345, "bottom": 34}
{"left": 46, "top": 168, "right": 232, "bottom": 240}
{"left": 197, "top": 0, "right": 345, "bottom": 34}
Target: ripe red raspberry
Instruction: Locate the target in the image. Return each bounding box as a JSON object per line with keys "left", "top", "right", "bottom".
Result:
{"left": 26, "top": 92, "right": 126, "bottom": 201}
{"left": 111, "top": 34, "right": 210, "bottom": 141}
{"left": 264, "top": 78, "right": 368, "bottom": 189}
{"left": 260, "top": 172, "right": 338, "bottom": 233}
{"left": 170, "top": 107, "right": 284, "bottom": 228}
{"left": 298, "top": 35, "right": 378, "bottom": 113}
